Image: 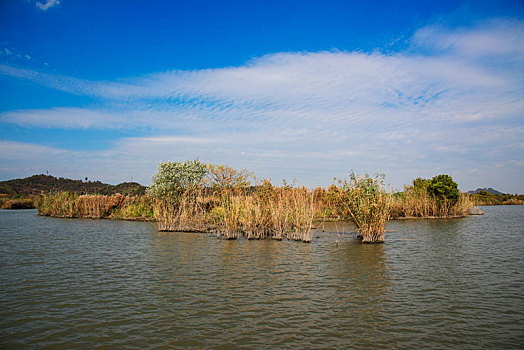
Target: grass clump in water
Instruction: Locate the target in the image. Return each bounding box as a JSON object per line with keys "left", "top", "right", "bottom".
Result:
{"left": 208, "top": 171, "right": 314, "bottom": 242}
{"left": 336, "top": 172, "right": 391, "bottom": 243}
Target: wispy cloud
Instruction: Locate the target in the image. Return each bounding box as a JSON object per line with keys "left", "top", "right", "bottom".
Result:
{"left": 36, "top": 0, "right": 60, "bottom": 11}
{"left": 412, "top": 19, "right": 524, "bottom": 59}
{"left": 1, "top": 18, "right": 523, "bottom": 191}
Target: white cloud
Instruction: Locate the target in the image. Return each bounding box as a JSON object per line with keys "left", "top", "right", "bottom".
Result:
{"left": 0, "top": 140, "right": 65, "bottom": 160}
{"left": 412, "top": 19, "right": 524, "bottom": 59}
{"left": 1, "top": 18, "right": 523, "bottom": 191}
{"left": 1, "top": 128, "right": 522, "bottom": 192}
{"left": 36, "top": 0, "right": 60, "bottom": 11}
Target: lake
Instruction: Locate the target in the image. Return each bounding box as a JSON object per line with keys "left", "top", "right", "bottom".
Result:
{"left": 1, "top": 206, "right": 523, "bottom": 348}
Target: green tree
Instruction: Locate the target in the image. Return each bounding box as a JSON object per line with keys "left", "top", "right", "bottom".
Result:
{"left": 147, "top": 160, "right": 207, "bottom": 201}
{"left": 427, "top": 174, "right": 460, "bottom": 204}
{"left": 412, "top": 177, "right": 430, "bottom": 191}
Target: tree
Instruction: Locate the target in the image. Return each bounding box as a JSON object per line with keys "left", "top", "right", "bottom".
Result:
{"left": 147, "top": 160, "right": 207, "bottom": 201}
{"left": 412, "top": 177, "right": 430, "bottom": 191}
{"left": 427, "top": 174, "right": 460, "bottom": 204}
{"left": 207, "top": 164, "right": 252, "bottom": 189}
{"left": 147, "top": 160, "right": 208, "bottom": 231}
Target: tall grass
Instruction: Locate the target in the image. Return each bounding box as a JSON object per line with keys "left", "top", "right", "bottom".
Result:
{"left": 336, "top": 173, "right": 391, "bottom": 243}
{"left": 111, "top": 195, "right": 154, "bottom": 220}
{"left": 211, "top": 181, "right": 314, "bottom": 242}
{"left": 36, "top": 192, "right": 153, "bottom": 220}
{"left": 313, "top": 185, "right": 346, "bottom": 220}
{"left": 390, "top": 188, "right": 474, "bottom": 218}
{"left": 36, "top": 168, "right": 476, "bottom": 244}
{"left": 153, "top": 189, "right": 208, "bottom": 231}
{"left": 37, "top": 192, "right": 79, "bottom": 217}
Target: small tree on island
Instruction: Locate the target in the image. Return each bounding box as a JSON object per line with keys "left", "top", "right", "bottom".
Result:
{"left": 147, "top": 160, "right": 208, "bottom": 231}
{"left": 427, "top": 174, "right": 460, "bottom": 205}
{"left": 390, "top": 173, "right": 471, "bottom": 218}
{"left": 206, "top": 164, "right": 252, "bottom": 190}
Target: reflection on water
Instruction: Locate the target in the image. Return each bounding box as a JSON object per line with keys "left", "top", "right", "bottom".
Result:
{"left": 0, "top": 207, "right": 523, "bottom": 348}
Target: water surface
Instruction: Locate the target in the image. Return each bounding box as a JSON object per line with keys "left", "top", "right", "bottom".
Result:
{"left": 1, "top": 206, "right": 523, "bottom": 348}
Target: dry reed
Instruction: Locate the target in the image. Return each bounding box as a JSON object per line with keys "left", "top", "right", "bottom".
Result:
{"left": 36, "top": 192, "right": 153, "bottom": 220}
{"left": 153, "top": 189, "right": 208, "bottom": 231}
{"left": 36, "top": 171, "right": 476, "bottom": 244}
{"left": 210, "top": 182, "right": 314, "bottom": 242}
{"left": 390, "top": 189, "right": 474, "bottom": 219}
{"left": 336, "top": 174, "right": 391, "bottom": 243}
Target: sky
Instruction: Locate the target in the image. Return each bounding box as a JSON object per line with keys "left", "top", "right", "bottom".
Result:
{"left": 0, "top": 0, "right": 523, "bottom": 193}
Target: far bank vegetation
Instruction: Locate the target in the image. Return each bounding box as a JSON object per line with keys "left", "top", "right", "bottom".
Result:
{"left": 470, "top": 191, "right": 524, "bottom": 205}
{"left": 34, "top": 160, "right": 476, "bottom": 243}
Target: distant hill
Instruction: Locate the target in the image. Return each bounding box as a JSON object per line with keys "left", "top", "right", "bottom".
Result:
{"left": 0, "top": 174, "right": 146, "bottom": 197}
{"left": 467, "top": 187, "right": 504, "bottom": 195}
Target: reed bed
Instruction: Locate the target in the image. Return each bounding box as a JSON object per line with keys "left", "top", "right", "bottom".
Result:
{"left": 37, "top": 184, "right": 474, "bottom": 238}
{"left": 36, "top": 192, "right": 154, "bottom": 220}
{"left": 210, "top": 182, "right": 315, "bottom": 242}
{"left": 471, "top": 192, "right": 524, "bottom": 205}
{"left": 37, "top": 184, "right": 475, "bottom": 243}
{"left": 36, "top": 164, "right": 476, "bottom": 244}
{"left": 336, "top": 174, "right": 391, "bottom": 243}
{"left": 153, "top": 189, "right": 209, "bottom": 231}
{"left": 111, "top": 195, "right": 154, "bottom": 220}
{"left": 0, "top": 196, "right": 35, "bottom": 209}
{"left": 390, "top": 189, "right": 474, "bottom": 218}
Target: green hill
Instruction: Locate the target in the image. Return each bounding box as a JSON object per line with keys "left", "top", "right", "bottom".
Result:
{"left": 0, "top": 174, "right": 146, "bottom": 197}
{"left": 466, "top": 187, "right": 504, "bottom": 195}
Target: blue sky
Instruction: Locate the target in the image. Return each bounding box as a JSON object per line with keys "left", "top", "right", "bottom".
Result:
{"left": 1, "top": 0, "right": 523, "bottom": 192}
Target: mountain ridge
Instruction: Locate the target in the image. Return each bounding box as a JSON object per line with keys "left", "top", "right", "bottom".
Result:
{"left": 0, "top": 174, "right": 146, "bottom": 197}
{"left": 466, "top": 187, "right": 504, "bottom": 195}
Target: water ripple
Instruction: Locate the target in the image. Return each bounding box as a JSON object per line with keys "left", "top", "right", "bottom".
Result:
{"left": 1, "top": 207, "right": 523, "bottom": 348}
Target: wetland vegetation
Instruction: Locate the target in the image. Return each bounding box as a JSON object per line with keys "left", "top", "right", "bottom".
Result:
{"left": 470, "top": 191, "right": 524, "bottom": 205}
{"left": 32, "top": 160, "right": 476, "bottom": 243}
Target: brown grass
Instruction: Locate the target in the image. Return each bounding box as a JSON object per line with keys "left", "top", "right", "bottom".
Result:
{"left": 153, "top": 189, "right": 209, "bottom": 231}
{"left": 36, "top": 175, "right": 476, "bottom": 244}
{"left": 336, "top": 174, "right": 391, "bottom": 243}
{"left": 210, "top": 182, "right": 314, "bottom": 242}
{"left": 36, "top": 192, "right": 153, "bottom": 220}
{"left": 390, "top": 190, "right": 474, "bottom": 219}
